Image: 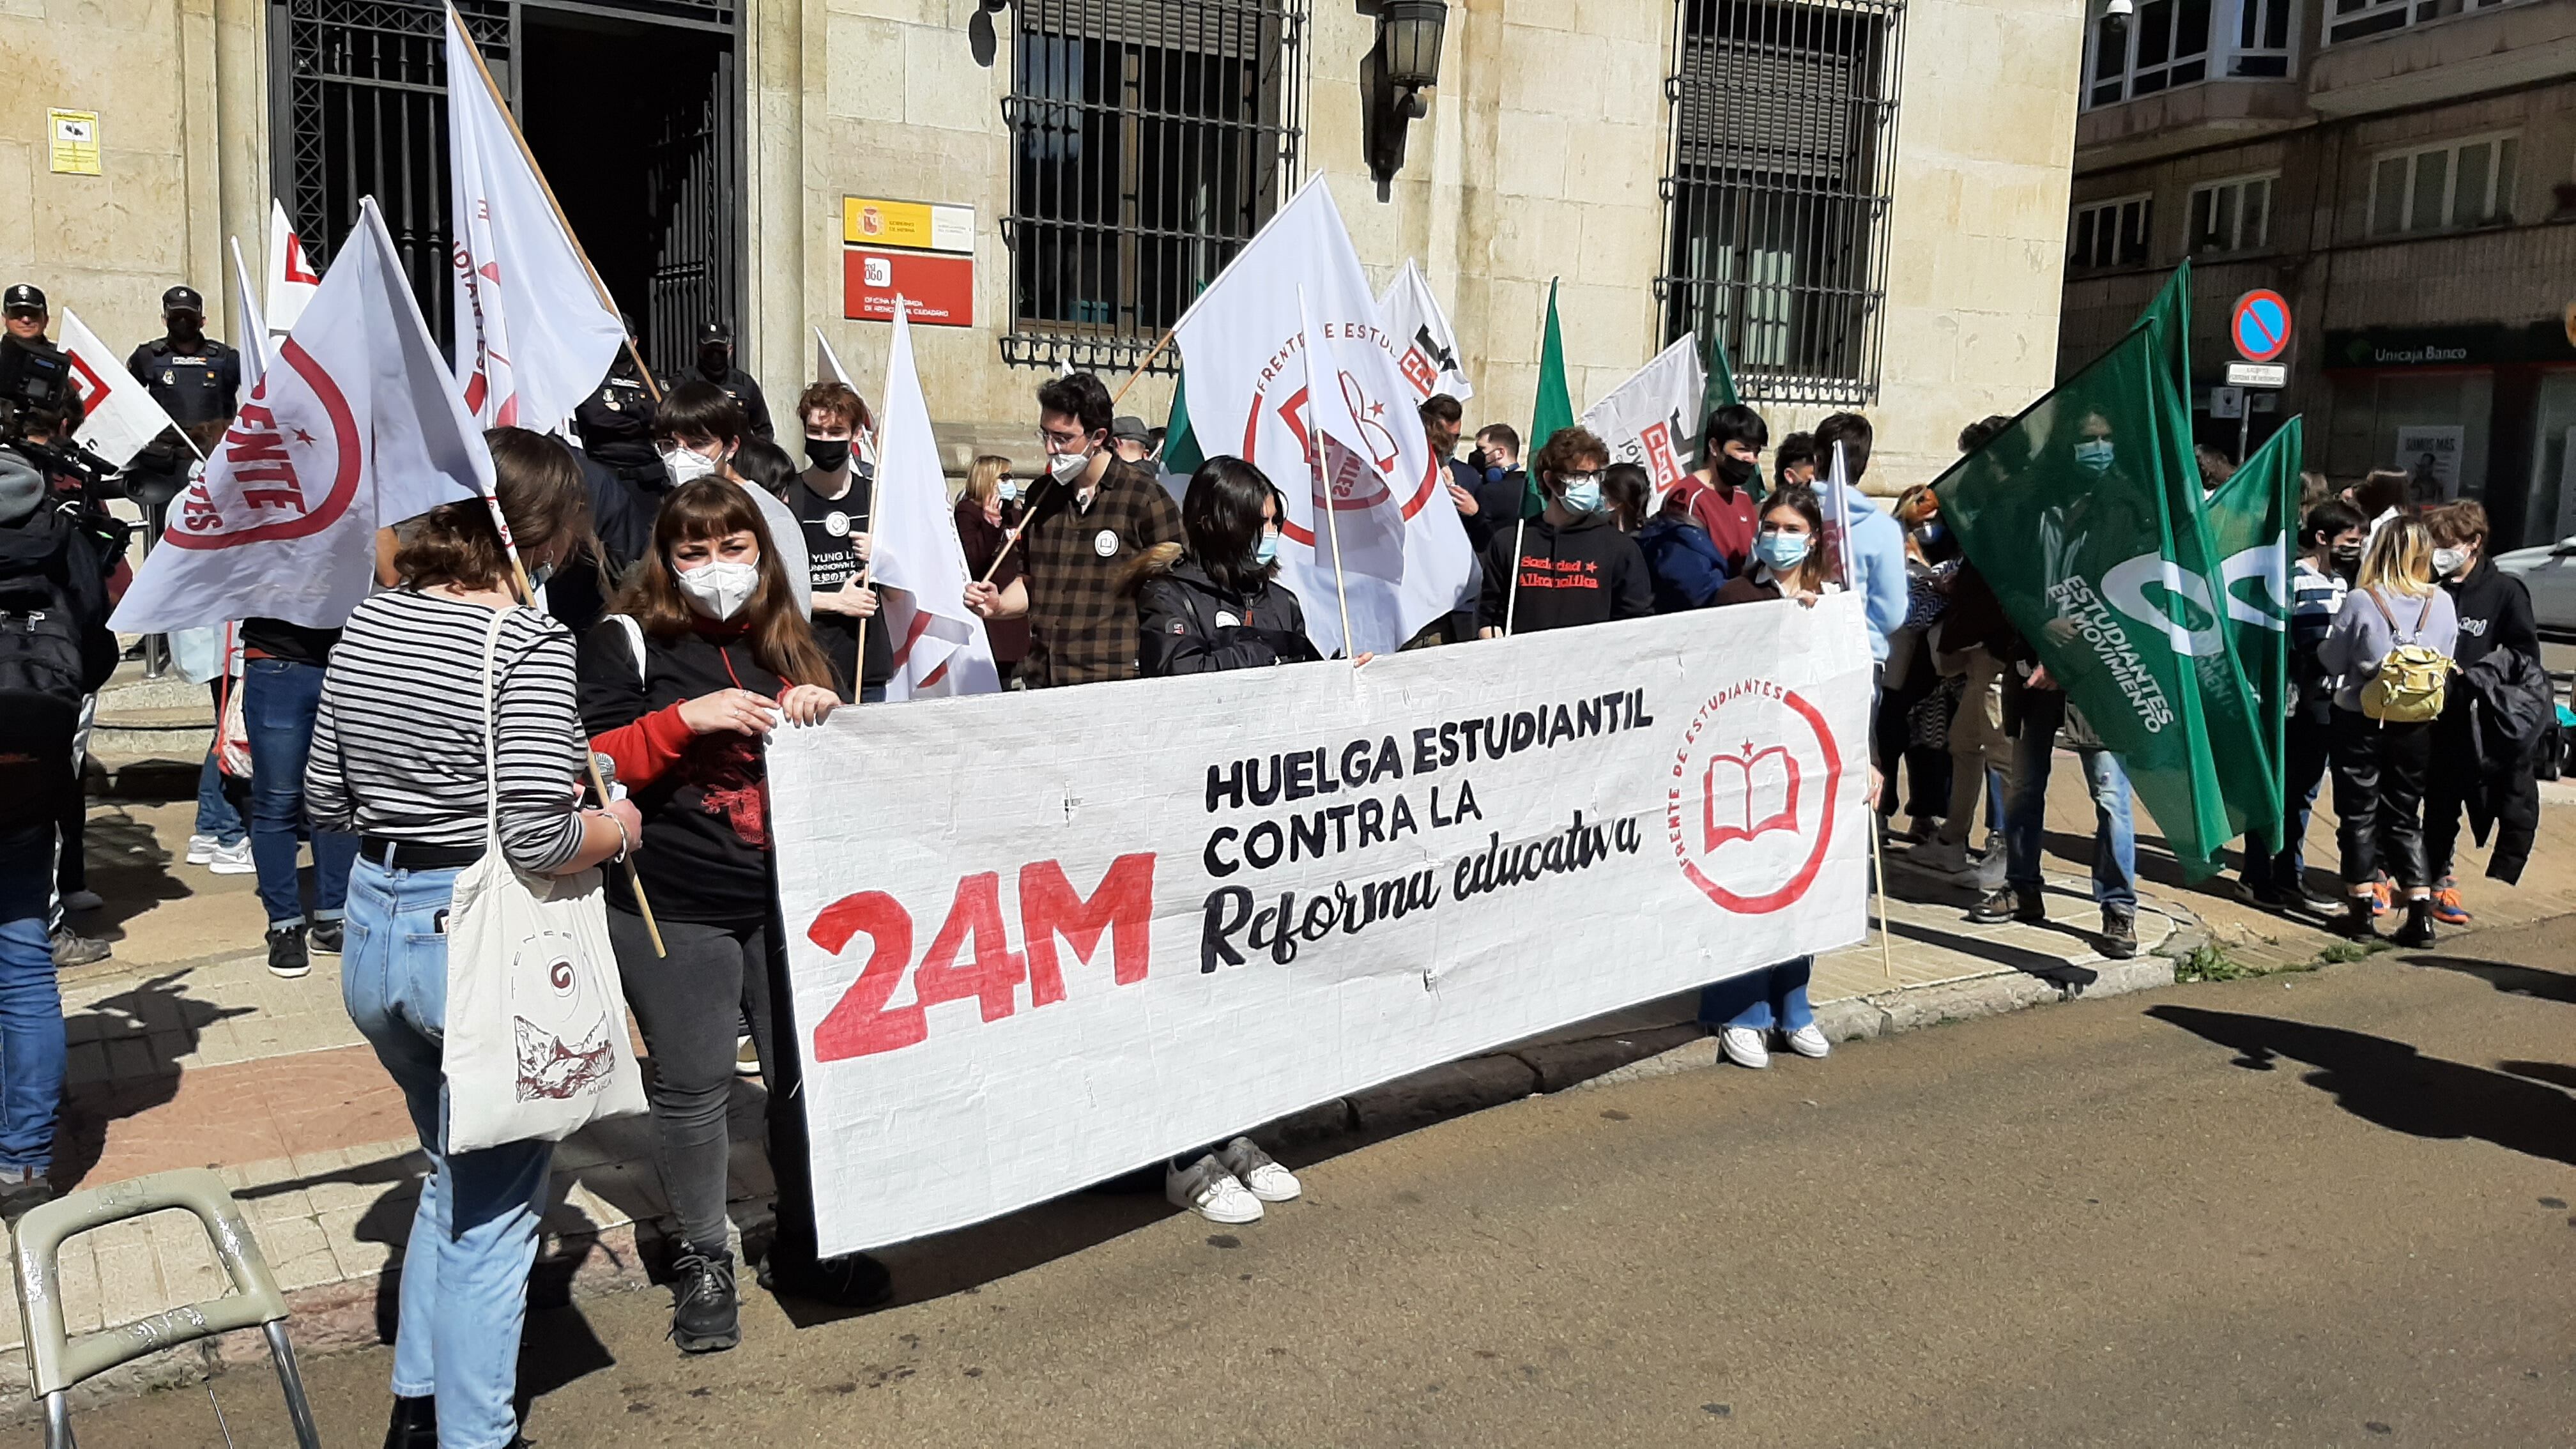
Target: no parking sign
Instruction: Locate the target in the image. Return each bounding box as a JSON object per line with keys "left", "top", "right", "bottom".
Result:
{"left": 2232, "top": 290, "right": 2292, "bottom": 364}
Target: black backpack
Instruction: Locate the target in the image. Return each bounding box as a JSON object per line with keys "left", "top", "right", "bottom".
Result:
{"left": 0, "top": 603, "right": 86, "bottom": 704}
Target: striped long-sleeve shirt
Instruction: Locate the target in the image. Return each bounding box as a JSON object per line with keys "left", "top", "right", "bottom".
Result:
{"left": 307, "top": 590, "right": 590, "bottom": 873}
{"left": 2288, "top": 559, "right": 2349, "bottom": 719}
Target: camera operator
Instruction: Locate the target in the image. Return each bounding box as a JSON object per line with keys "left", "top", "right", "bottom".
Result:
{"left": 124, "top": 285, "right": 240, "bottom": 523}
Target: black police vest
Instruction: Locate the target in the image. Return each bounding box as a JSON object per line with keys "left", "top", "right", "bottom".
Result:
{"left": 137, "top": 342, "right": 236, "bottom": 426}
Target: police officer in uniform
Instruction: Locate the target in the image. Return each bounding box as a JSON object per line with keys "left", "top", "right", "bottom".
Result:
{"left": 691, "top": 320, "right": 772, "bottom": 440}
{"left": 573, "top": 318, "right": 663, "bottom": 488}
{"left": 3, "top": 283, "right": 51, "bottom": 348}
{"left": 124, "top": 286, "right": 240, "bottom": 519}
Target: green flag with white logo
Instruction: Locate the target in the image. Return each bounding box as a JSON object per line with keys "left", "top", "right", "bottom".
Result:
{"left": 2202, "top": 414, "right": 2303, "bottom": 845}
{"left": 1931, "top": 268, "right": 2274, "bottom": 879}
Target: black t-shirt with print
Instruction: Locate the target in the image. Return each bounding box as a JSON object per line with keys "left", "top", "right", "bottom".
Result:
{"left": 792, "top": 470, "right": 893, "bottom": 696}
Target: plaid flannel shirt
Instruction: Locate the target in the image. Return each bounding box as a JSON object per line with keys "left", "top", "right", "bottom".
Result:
{"left": 1018, "top": 457, "right": 1184, "bottom": 687}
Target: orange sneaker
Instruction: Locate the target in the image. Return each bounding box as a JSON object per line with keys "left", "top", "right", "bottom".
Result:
{"left": 2429, "top": 882, "right": 2470, "bottom": 926}
{"left": 2369, "top": 879, "right": 2394, "bottom": 917}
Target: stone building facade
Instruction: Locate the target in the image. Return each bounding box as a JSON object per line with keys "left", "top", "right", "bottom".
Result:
{"left": 2060, "top": 0, "right": 2576, "bottom": 545}
{"left": 6, "top": 0, "right": 2082, "bottom": 489}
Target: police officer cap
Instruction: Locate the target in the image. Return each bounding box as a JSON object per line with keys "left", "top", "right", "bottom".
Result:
{"left": 3, "top": 284, "right": 45, "bottom": 314}
{"left": 162, "top": 285, "right": 205, "bottom": 316}
{"left": 698, "top": 321, "right": 732, "bottom": 346}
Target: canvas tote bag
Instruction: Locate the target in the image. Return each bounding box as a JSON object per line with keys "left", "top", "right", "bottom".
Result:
{"left": 445, "top": 607, "right": 647, "bottom": 1153}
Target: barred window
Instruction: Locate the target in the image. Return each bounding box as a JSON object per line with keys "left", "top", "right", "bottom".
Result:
{"left": 1657, "top": 0, "right": 1903, "bottom": 408}
{"left": 1001, "top": 0, "right": 1307, "bottom": 373}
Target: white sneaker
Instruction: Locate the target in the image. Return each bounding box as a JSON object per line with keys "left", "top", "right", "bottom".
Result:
{"left": 1217, "top": 1137, "right": 1301, "bottom": 1203}
{"left": 185, "top": 834, "right": 218, "bottom": 865}
{"left": 1166, "top": 1155, "right": 1263, "bottom": 1225}
{"left": 61, "top": 889, "right": 103, "bottom": 914}
{"left": 205, "top": 838, "right": 254, "bottom": 875}
{"left": 1977, "top": 829, "right": 2006, "bottom": 863}
{"left": 1906, "top": 833, "right": 1969, "bottom": 875}
{"left": 1785, "top": 1023, "right": 1831, "bottom": 1059}
{"left": 1719, "top": 1026, "right": 1771, "bottom": 1070}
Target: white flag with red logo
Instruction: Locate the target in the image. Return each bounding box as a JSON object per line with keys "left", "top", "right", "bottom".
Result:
{"left": 870, "top": 300, "right": 999, "bottom": 700}
{"left": 111, "top": 197, "right": 494, "bottom": 634}
{"left": 1376, "top": 258, "right": 1473, "bottom": 404}
{"left": 57, "top": 309, "right": 178, "bottom": 471}
{"left": 1170, "top": 178, "right": 1475, "bottom": 659}
{"left": 445, "top": 4, "right": 625, "bottom": 430}
{"left": 1579, "top": 335, "right": 1705, "bottom": 507}
{"left": 231, "top": 236, "right": 269, "bottom": 397}
{"left": 264, "top": 200, "right": 321, "bottom": 341}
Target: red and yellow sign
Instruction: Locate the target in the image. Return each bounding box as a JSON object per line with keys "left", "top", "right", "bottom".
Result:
{"left": 841, "top": 197, "right": 974, "bottom": 255}
{"left": 843, "top": 249, "right": 974, "bottom": 328}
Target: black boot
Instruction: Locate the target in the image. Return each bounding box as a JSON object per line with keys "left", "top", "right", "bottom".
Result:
{"left": 2342, "top": 894, "right": 2378, "bottom": 940}
{"left": 2393, "top": 897, "right": 2437, "bottom": 948}
{"left": 382, "top": 1394, "right": 435, "bottom": 1449}
{"left": 670, "top": 1248, "right": 742, "bottom": 1353}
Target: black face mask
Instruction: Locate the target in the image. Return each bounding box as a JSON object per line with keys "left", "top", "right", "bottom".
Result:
{"left": 698, "top": 347, "right": 729, "bottom": 376}
{"left": 804, "top": 436, "right": 850, "bottom": 473}
{"left": 2330, "top": 544, "right": 2363, "bottom": 576}
{"left": 166, "top": 314, "right": 203, "bottom": 346}
{"left": 1714, "top": 454, "right": 1758, "bottom": 487}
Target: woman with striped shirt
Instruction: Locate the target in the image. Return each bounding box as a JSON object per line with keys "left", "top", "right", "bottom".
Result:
{"left": 309, "top": 429, "right": 641, "bottom": 1449}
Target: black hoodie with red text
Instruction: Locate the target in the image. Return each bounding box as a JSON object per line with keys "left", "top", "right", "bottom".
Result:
{"left": 1475, "top": 512, "right": 1653, "bottom": 635}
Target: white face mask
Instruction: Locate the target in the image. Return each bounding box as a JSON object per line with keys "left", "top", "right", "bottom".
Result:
{"left": 674, "top": 559, "right": 760, "bottom": 620}
{"left": 662, "top": 444, "right": 721, "bottom": 487}
{"left": 1046, "top": 445, "right": 1091, "bottom": 484}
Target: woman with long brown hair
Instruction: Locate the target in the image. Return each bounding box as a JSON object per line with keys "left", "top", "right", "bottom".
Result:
{"left": 578, "top": 479, "right": 877, "bottom": 1354}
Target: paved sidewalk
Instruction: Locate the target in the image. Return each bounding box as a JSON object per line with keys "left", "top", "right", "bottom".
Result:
{"left": 13, "top": 756, "right": 2574, "bottom": 1404}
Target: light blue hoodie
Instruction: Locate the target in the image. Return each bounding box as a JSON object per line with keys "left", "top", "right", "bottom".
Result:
{"left": 1816, "top": 480, "right": 1908, "bottom": 663}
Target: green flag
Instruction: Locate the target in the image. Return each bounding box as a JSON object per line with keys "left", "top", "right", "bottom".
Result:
{"left": 2202, "top": 414, "right": 2304, "bottom": 844}
{"left": 1701, "top": 328, "right": 1738, "bottom": 413}
{"left": 1932, "top": 280, "right": 2274, "bottom": 879}
{"left": 1161, "top": 367, "right": 1204, "bottom": 475}
{"left": 1523, "top": 278, "right": 1573, "bottom": 519}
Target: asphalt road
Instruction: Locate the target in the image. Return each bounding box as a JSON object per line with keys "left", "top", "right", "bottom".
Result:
{"left": 53, "top": 921, "right": 2576, "bottom": 1448}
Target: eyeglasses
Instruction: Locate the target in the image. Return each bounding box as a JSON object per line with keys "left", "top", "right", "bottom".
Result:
{"left": 1038, "top": 425, "right": 1086, "bottom": 449}
{"left": 1558, "top": 471, "right": 1606, "bottom": 489}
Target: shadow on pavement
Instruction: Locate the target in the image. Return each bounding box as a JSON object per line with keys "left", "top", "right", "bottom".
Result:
{"left": 75, "top": 808, "right": 197, "bottom": 942}
{"left": 52, "top": 969, "right": 259, "bottom": 1190}
{"left": 2146, "top": 1004, "right": 2576, "bottom": 1168}
{"left": 2398, "top": 951, "right": 2576, "bottom": 1004}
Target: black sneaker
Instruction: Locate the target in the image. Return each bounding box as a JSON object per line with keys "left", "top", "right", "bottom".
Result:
{"left": 267, "top": 925, "right": 312, "bottom": 979}
{"left": 308, "top": 919, "right": 345, "bottom": 956}
{"left": 381, "top": 1394, "right": 436, "bottom": 1449}
{"left": 2100, "top": 907, "right": 2138, "bottom": 960}
{"left": 1968, "top": 885, "right": 2045, "bottom": 924}
{"left": 48, "top": 928, "right": 110, "bottom": 969}
{"left": 670, "top": 1248, "right": 741, "bottom": 1353}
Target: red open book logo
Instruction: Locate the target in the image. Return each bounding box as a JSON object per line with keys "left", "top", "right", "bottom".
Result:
{"left": 1703, "top": 743, "right": 1801, "bottom": 852}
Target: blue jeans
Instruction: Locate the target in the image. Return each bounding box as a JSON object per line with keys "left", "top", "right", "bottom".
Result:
{"left": 245, "top": 658, "right": 356, "bottom": 929}
{"left": 2005, "top": 720, "right": 2136, "bottom": 910}
{"left": 1698, "top": 956, "right": 1814, "bottom": 1032}
{"left": 0, "top": 824, "right": 66, "bottom": 1172}
{"left": 341, "top": 857, "right": 553, "bottom": 1449}
{"left": 194, "top": 749, "right": 246, "bottom": 844}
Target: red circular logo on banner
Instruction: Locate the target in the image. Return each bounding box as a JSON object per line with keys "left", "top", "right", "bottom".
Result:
{"left": 162, "top": 337, "right": 364, "bottom": 550}
{"left": 1241, "top": 330, "right": 1440, "bottom": 548}
{"left": 1667, "top": 681, "right": 1843, "bottom": 914}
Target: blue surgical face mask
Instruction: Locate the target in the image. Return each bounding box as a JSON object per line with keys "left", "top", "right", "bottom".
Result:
{"left": 1755, "top": 528, "right": 1811, "bottom": 572}
{"left": 1254, "top": 530, "right": 1280, "bottom": 566}
{"left": 1560, "top": 474, "right": 1604, "bottom": 516}
{"left": 997, "top": 478, "right": 1020, "bottom": 503}
{"left": 2074, "top": 439, "right": 2115, "bottom": 475}
{"left": 527, "top": 560, "right": 556, "bottom": 592}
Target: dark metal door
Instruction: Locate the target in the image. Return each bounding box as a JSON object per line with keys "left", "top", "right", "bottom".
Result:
{"left": 268, "top": 0, "right": 741, "bottom": 367}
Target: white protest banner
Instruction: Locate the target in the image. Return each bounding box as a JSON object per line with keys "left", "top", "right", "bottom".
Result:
{"left": 1376, "top": 258, "right": 1473, "bottom": 403}
{"left": 1172, "top": 177, "right": 1475, "bottom": 659}
{"left": 265, "top": 200, "right": 320, "bottom": 340}
{"left": 57, "top": 310, "right": 177, "bottom": 470}
{"left": 445, "top": 4, "right": 625, "bottom": 429}
{"left": 771, "top": 597, "right": 1874, "bottom": 1252}
{"left": 1579, "top": 335, "right": 1705, "bottom": 502}
{"left": 112, "top": 197, "right": 493, "bottom": 634}
{"left": 871, "top": 298, "right": 999, "bottom": 699}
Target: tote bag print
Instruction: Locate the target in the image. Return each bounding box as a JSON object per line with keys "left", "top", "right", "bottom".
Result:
{"left": 509, "top": 923, "right": 623, "bottom": 1101}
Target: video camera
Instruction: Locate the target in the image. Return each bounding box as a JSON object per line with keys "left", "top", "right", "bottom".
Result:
{"left": 0, "top": 335, "right": 118, "bottom": 493}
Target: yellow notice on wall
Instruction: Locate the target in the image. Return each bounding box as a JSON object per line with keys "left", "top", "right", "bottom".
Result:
{"left": 49, "top": 110, "right": 101, "bottom": 175}
{"left": 841, "top": 196, "right": 974, "bottom": 254}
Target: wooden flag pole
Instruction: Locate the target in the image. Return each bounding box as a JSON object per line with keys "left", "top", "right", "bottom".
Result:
{"left": 1316, "top": 461, "right": 1358, "bottom": 663}
{"left": 1110, "top": 332, "right": 1177, "bottom": 406}
{"left": 448, "top": 7, "right": 657, "bottom": 404}
{"left": 1869, "top": 818, "right": 1896, "bottom": 983}
{"left": 474, "top": 489, "right": 667, "bottom": 956}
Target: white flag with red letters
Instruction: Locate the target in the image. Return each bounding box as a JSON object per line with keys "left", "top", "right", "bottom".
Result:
{"left": 264, "top": 200, "right": 321, "bottom": 341}
{"left": 111, "top": 197, "right": 494, "bottom": 634}
{"left": 444, "top": 4, "right": 624, "bottom": 430}
{"left": 870, "top": 299, "right": 999, "bottom": 700}
{"left": 1376, "top": 258, "right": 1474, "bottom": 404}
{"left": 57, "top": 309, "right": 178, "bottom": 470}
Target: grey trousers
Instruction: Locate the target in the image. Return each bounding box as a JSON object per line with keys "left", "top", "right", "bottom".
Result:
{"left": 606, "top": 908, "right": 774, "bottom": 1257}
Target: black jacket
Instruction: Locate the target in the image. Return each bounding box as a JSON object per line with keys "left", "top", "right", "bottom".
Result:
{"left": 694, "top": 364, "right": 774, "bottom": 440}
{"left": 2442, "top": 557, "right": 2538, "bottom": 673}
{"left": 1474, "top": 512, "right": 1653, "bottom": 634}
{"left": 0, "top": 501, "right": 118, "bottom": 829}
{"left": 1135, "top": 556, "right": 1321, "bottom": 675}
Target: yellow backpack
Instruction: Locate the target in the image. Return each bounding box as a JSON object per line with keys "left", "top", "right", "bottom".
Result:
{"left": 2358, "top": 590, "right": 2450, "bottom": 724}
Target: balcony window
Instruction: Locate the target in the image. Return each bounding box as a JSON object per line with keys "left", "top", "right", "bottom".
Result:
{"left": 2070, "top": 194, "right": 2152, "bottom": 270}
{"left": 2188, "top": 173, "right": 2274, "bottom": 254}
{"left": 2326, "top": 0, "right": 2514, "bottom": 47}
{"left": 2368, "top": 134, "right": 2518, "bottom": 236}
{"left": 2084, "top": 0, "right": 2292, "bottom": 107}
